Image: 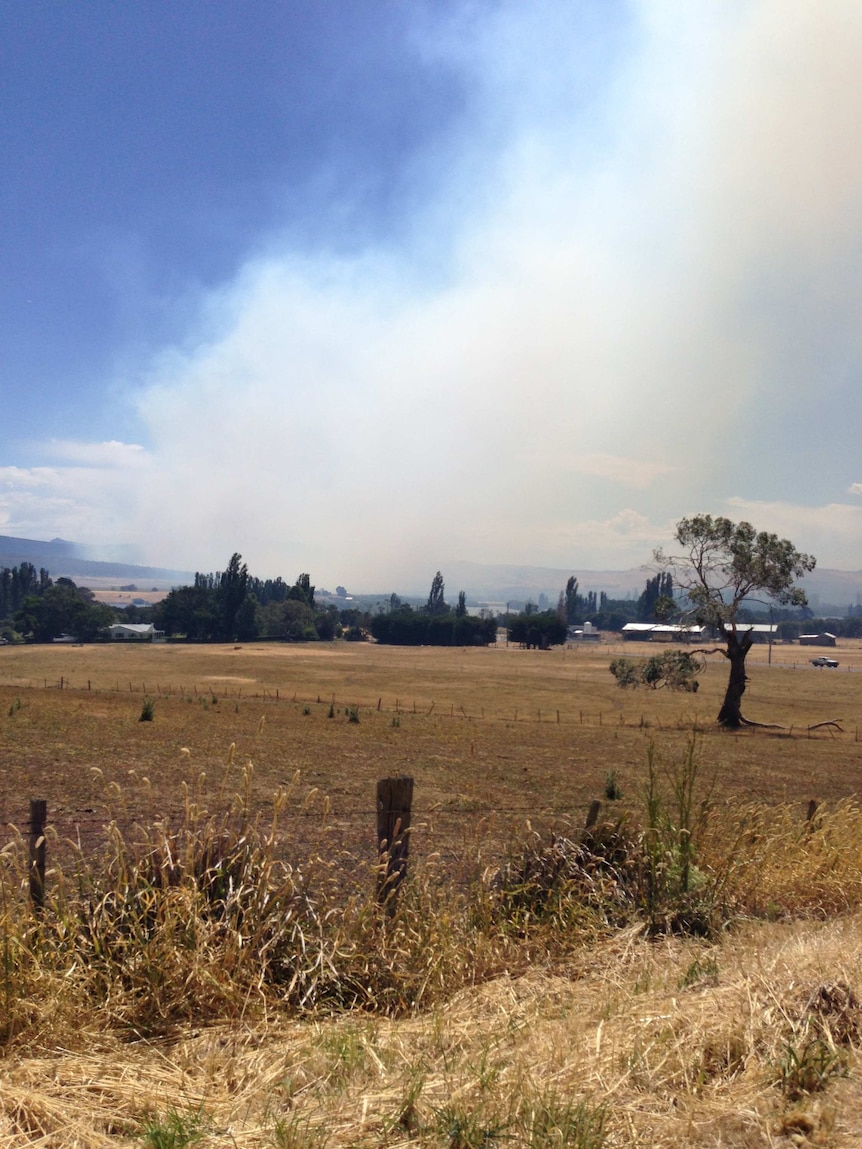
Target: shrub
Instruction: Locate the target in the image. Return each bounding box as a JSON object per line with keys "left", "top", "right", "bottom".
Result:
{"left": 604, "top": 771, "right": 623, "bottom": 801}
{"left": 610, "top": 651, "right": 701, "bottom": 691}
{"left": 609, "top": 657, "right": 640, "bottom": 688}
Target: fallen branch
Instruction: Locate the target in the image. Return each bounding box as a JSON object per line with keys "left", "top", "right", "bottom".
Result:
{"left": 738, "top": 715, "right": 786, "bottom": 730}
{"left": 731, "top": 716, "right": 845, "bottom": 734}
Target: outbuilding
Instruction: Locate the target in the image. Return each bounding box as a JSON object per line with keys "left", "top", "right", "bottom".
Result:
{"left": 621, "top": 623, "right": 706, "bottom": 643}
{"left": 799, "top": 632, "right": 837, "bottom": 647}
{"left": 107, "top": 623, "right": 165, "bottom": 642}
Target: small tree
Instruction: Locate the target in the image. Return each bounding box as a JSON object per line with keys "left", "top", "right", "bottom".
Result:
{"left": 564, "top": 575, "right": 580, "bottom": 625}
{"left": 217, "top": 552, "right": 249, "bottom": 640}
{"left": 655, "top": 515, "right": 815, "bottom": 727}
{"left": 609, "top": 651, "right": 701, "bottom": 691}
{"left": 425, "top": 571, "right": 447, "bottom": 615}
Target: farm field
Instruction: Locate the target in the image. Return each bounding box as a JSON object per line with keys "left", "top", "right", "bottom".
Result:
{"left": 1, "top": 639, "right": 861, "bottom": 866}
{"left": 2, "top": 639, "right": 862, "bottom": 1148}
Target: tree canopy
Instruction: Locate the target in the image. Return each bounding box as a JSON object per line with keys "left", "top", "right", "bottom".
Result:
{"left": 155, "top": 558, "right": 325, "bottom": 642}
{"left": 655, "top": 515, "right": 815, "bottom": 727}
{"left": 13, "top": 579, "right": 114, "bottom": 642}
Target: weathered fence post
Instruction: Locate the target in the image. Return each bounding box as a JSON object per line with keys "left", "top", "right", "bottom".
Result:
{"left": 584, "top": 799, "right": 602, "bottom": 833}
{"left": 376, "top": 776, "right": 413, "bottom": 909}
{"left": 29, "top": 799, "right": 47, "bottom": 914}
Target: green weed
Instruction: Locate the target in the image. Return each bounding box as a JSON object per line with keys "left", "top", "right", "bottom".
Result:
{"left": 774, "top": 1037, "right": 847, "bottom": 1100}
{"left": 522, "top": 1091, "right": 608, "bottom": 1148}
{"left": 678, "top": 953, "right": 719, "bottom": 989}
{"left": 271, "top": 1112, "right": 330, "bottom": 1148}
{"left": 137, "top": 1106, "right": 209, "bottom": 1148}
{"left": 604, "top": 771, "right": 622, "bottom": 801}
{"left": 433, "top": 1101, "right": 509, "bottom": 1148}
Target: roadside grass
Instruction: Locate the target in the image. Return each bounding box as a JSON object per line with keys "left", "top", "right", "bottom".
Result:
{"left": 6, "top": 771, "right": 862, "bottom": 1144}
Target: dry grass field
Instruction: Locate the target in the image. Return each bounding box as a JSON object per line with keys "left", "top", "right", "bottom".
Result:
{"left": 2, "top": 639, "right": 862, "bottom": 1147}
{"left": 1, "top": 638, "right": 860, "bottom": 864}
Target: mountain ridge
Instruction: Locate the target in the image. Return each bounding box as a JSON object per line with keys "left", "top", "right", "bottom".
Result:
{"left": 0, "top": 535, "right": 193, "bottom": 585}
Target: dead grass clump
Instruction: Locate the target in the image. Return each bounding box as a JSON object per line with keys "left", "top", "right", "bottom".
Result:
{"left": 0, "top": 767, "right": 362, "bottom": 1044}
{"left": 803, "top": 981, "right": 862, "bottom": 1046}
{"left": 326, "top": 877, "right": 498, "bottom": 1016}
{"left": 491, "top": 819, "right": 640, "bottom": 934}
{"left": 489, "top": 746, "right": 862, "bottom": 948}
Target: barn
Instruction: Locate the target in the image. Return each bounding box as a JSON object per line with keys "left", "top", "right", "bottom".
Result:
{"left": 799, "top": 632, "right": 837, "bottom": 647}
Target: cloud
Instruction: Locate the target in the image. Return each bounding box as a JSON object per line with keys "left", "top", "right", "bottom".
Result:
{"left": 0, "top": 456, "right": 150, "bottom": 555}
{"left": 850, "top": 484, "right": 862, "bottom": 497}
{"left": 10, "top": 2, "right": 862, "bottom": 588}
{"left": 43, "top": 440, "right": 149, "bottom": 468}
{"left": 724, "top": 497, "right": 862, "bottom": 568}
{"left": 535, "top": 508, "right": 678, "bottom": 571}
{"left": 571, "top": 455, "right": 676, "bottom": 489}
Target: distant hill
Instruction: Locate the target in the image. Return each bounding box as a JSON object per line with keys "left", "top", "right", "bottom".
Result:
{"left": 442, "top": 559, "right": 862, "bottom": 614}
{"left": 0, "top": 535, "right": 193, "bottom": 587}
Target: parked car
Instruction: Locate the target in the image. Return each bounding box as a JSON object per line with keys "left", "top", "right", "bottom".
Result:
{"left": 810, "top": 656, "right": 839, "bottom": 668}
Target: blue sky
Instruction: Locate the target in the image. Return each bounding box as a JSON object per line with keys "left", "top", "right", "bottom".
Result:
{"left": 2, "top": 0, "right": 862, "bottom": 591}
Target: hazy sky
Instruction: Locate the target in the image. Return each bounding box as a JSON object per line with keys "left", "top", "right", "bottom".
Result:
{"left": 3, "top": 1, "right": 862, "bottom": 591}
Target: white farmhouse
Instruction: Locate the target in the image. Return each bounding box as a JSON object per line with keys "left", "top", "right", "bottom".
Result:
{"left": 107, "top": 623, "right": 165, "bottom": 642}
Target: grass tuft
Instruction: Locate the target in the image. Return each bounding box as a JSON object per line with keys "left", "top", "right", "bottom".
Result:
{"left": 137, "top": 1105, "right": 209, "bottom": 1148}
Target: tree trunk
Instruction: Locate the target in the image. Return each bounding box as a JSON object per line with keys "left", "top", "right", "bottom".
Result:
{"left": 717, "top": 628, "right": 753, "bottom": 728}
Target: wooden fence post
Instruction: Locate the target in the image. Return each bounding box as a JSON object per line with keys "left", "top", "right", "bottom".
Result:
{"left": 29, "top": 799, "right": 47, "bottom": 914}
{"left": 584, "top": 800, "right": 602, "bottom": 833}
{"left": 376, "top": 777, "right": 414, "bottom": 908}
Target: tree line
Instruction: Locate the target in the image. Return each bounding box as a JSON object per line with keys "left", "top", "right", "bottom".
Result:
{"left": 370, "top": 572, "right": 496, "bottom": 647}
{"left": 2, "top": 534, "right": 845, "bottom": 665}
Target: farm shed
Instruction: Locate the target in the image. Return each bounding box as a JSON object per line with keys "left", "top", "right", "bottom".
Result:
{"left": 568, "top": 621, "right": 601, "bottom": 642}
{"left": 107, "top": 623, "right": 165, "bottom": 642}
{"left": 799, "top": 632, "right": 837, "bottom": 647}
{"left": 621, "top": 623, "right": 705, "bottom": 643}
{"left": 621, "top": 623, "right": 657, "bottom": 641}
{"left": 719, "top": 623, "right": 778, "bottom": 644}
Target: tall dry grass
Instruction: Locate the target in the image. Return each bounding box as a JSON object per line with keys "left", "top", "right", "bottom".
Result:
{"left": 4, "top": 735, "right": 862, "bottom": 1059}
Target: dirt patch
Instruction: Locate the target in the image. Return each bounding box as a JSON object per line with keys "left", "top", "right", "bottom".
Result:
{"left": 201, "top": 675, "right": 258, "bottom": 683}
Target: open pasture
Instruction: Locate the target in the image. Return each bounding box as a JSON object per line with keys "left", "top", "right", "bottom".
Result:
{"left": 1, "top": 639, "right": 860, "bottom": 870}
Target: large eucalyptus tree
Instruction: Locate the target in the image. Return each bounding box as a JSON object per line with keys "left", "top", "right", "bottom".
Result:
{"left": 655, "top": 515, "right": 815, "bottom": 727}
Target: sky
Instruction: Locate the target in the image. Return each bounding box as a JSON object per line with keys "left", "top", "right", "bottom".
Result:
{"left": 2, "top": 0, "right": 862, "bottom": 592}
